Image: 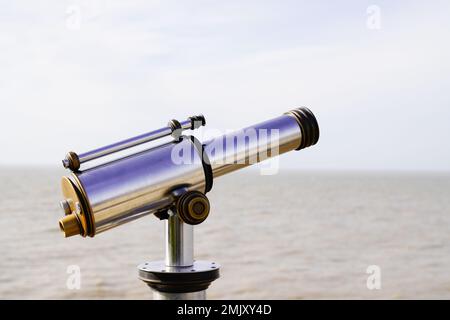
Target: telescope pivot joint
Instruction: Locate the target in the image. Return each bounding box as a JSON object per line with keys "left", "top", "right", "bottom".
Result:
{"left": 176, "top": 191, "right": 210, "bottom": 225}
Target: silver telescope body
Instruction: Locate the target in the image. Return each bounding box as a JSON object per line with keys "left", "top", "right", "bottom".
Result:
{"left": 58, "top": 108, "right": 319, "bottom": 237}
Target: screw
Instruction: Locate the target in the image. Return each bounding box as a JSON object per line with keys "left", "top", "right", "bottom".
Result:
{"left": 59, "top": 200, "right": 71, "bottom": 215}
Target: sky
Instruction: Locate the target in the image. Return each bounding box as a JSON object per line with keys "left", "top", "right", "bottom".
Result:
{"left": 0, "top": 0, "right": 449, "bottom": 171}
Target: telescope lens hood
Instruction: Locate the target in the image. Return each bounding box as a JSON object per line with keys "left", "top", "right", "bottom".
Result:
{"left": 286, "top": 107, "right": 320, "bottom": 150}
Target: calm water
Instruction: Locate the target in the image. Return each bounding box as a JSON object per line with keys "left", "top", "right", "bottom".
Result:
{"left": 0, "top": 167, "right": 449, "bottom": 299}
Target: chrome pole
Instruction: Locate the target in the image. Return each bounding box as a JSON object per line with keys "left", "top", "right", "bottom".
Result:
{"left": 138, "top": 207, "right": 219, "bottom": 300}
{"left": 153, "top": 291, "right": 206, "bottom": 300}
{"left": 151, "top": 213, "right": 205, "bottom": 300}
{"left": 165, "top": 213, "right": 194, "bottom": 267}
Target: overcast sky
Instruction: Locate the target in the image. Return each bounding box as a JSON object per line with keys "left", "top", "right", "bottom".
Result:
{"left": 0, "top": 1, "right": 449, "bottom": 171}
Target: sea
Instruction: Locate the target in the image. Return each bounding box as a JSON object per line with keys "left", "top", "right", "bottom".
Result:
{"left": 0, "top": 167, "right": 449, "bottom": 299}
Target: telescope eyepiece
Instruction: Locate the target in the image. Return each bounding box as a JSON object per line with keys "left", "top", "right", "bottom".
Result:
{"left": 59, "top": 213, "right": 82, "bottom": 237}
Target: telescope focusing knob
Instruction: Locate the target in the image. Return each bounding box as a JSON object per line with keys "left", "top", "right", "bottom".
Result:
{"left": 176, "top": 191, "right": 210, "bottom": 225}
{"left": 63, "top": 151, "right": 80, "bottom": 171}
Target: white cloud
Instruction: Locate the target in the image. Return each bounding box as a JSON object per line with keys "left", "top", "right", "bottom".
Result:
{"left": 0, "top": 0, "right": 449, "bottom": 170}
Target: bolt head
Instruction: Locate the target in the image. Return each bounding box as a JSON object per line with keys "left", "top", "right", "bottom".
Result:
{"left": 59, "top": 200, "right": 72, "bottom": 215}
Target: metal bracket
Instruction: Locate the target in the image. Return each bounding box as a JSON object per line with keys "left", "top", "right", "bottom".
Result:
{"left": 139, "top": 189, "right": 219, "bottom": 300}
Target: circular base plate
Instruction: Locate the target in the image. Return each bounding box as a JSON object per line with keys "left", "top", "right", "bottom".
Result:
{"left": 138, "top": 260, "right": 220, "bottom": 293}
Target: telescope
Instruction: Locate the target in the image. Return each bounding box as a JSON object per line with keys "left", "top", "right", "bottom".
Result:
{"left": 57, "top": 107, "right": 319, "bottom": 299}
